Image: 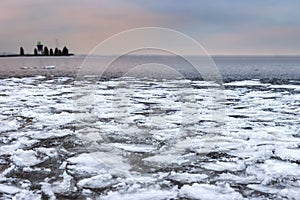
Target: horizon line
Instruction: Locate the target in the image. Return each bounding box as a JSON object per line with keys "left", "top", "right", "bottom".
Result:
{"left": 2, "top": 52, "right": 300, "bottom": 57}
{"left": 74, "top": 53, "right": 300, "bottom": 57}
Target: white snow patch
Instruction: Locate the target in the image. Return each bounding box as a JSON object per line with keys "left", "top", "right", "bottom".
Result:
{"left": 52, "top": 171, "right": 77, "bottom": 194}
{"left": 279, "top": 187, "right": 300, "bottom": 199}
{"left": 202, "top": 161, "right": 246, "bottom": 172}
{"left": 224, "top": 80, "right": 270, "bottom": 87}
{"left": 29, "top": 129, "right": 72, "bottom": 139}
{"left": 0, "top": 184, "right": 20, "bottom": 194}
{"left": 35, "top": 147, "right": 58, "bottom": 158}
{"left": 44, "top": 65, "right": 56, "bottom": 69}
{"left": 275, "top": 148, "right": 300, "bottom": 161}
{"left": 13, "top": 189, "right": 42, "bottom": 199}
{"left": 100, "top": 188, "right": 178, "bottom": 200}
{"left": 67, "top": 152, "right": 131, "bottom": 177}
{"left": 168, "top": 172, "right": 208, "bottom": 183}
{"left": 270, "top": 84, "right": 300, "bottom": 90}
{"left": 0, "top": 120, "right": 18, "bottom": 133}
{"left": 11, "top": 149, "right": 45, "bottom": 167}
{"left": 113, "top": 143, "right": 157, "bottom": 153}
{"left": 179, "top": 183, "right": 243, "bottom": 200}
{"left": 77, "top": 174, "right": 115, "bottom": 189}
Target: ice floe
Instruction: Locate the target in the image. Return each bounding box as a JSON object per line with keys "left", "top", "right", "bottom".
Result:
{"left": 179, "top": 183, "right": 243, "bottom": 200}
{"left": 43, "top": 65, "right": 56, "bottom": 69}
{"left": 11, "top": 149, "right": 45, "bottom": 167}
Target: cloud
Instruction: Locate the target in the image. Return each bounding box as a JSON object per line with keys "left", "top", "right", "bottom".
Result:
{"left": 0, "top": 0, "right": 299, "bottom": 54}
{"left": 0, "top": 0, "right": 172, "bottom": 53}
{"left": 200, "top": 26, "right": 300, "bottom": 55}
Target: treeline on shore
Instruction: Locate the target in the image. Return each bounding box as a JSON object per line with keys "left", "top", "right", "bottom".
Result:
{"left": 19, "top": 46, "right": 73, "bottom": 56}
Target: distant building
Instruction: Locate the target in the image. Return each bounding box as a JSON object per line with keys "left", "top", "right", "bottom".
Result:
{"left": 36, "top": 41, "right": 44, "bottom": 55}
{"left": 16, "top": 41, "right": 73, "bottom": 56}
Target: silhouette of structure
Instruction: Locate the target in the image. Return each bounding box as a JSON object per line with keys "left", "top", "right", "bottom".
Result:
{"left": 34, "top": 41, "right": 72, "bottom": 56}
{"left": 44, "top": 46, "right": 49, "bottom": 56}
{"left": 54, "top": 48, "right": 59, "bottom": 55}
{"left": 0, "top": 41, "right": 74, "bottom": 57}
{"left": 20, "top": 47, "right": 24, "bottom": 56}
{"left": 62, "top": 46, "right": 69, "bottom": 55}
{"left": 36, "top": 41, "right": 44, "bottom": 55}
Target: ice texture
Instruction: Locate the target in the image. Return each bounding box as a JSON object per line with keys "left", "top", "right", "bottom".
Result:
{"left": 0, "top": 77, "right": 299, "bottom": 199}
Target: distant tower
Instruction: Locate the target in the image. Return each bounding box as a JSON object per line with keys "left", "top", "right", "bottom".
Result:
{"left": 36, "top": 41, "right": 44, "bottom": 55}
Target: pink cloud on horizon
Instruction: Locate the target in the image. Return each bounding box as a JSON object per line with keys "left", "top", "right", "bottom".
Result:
{"left": 1, "top": 0, "right": 300, "bottom": 55}
{"left": 0, "top": 0, "right": 174, "bottom": 54}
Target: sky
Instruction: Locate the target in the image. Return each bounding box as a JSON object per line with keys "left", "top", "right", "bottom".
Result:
{"left": 1, "top": 0, "right": 300, "bottom": 55}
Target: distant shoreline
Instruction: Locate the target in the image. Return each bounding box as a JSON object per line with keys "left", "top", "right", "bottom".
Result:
{"left": 0, "top": 54, "right": 74, "bottom": 57}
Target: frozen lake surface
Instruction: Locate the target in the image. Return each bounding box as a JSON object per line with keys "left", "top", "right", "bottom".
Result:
{"left": 0, "top": 75, "right": 299, "bottom": 199}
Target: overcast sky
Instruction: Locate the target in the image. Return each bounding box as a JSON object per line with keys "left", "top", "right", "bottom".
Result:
{"left": 1, "top": 0, "right": 300, "bottom": 55}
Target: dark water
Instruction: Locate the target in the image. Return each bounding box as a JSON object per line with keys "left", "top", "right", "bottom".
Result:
{"left": 1, "top": 55, "right": 300, "bottom": 82}
{"left": 213, "top": 56, "right": 300, "bottom": 82}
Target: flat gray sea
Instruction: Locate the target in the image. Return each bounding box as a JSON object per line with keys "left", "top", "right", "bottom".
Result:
{"left": 0, "top": 56, "right": 299, "bottom": 199}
